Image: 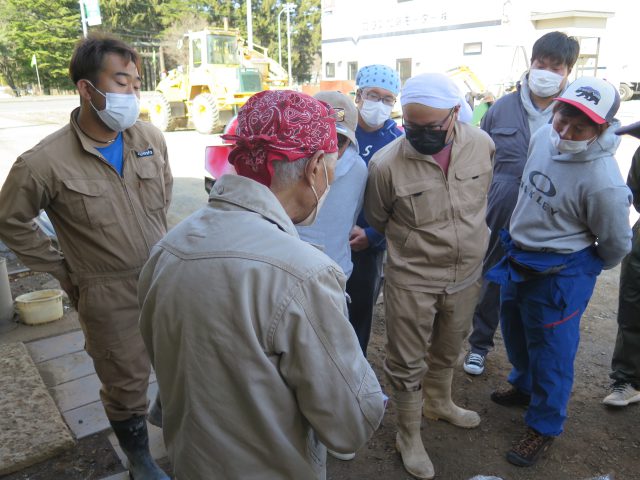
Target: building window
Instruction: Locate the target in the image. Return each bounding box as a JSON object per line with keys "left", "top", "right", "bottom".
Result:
{"left": 463, "top": 42, "right": 482, "bottom": 56}
{"left": 396, "top": 58, "right": 412, "bottom": 86}
{"left": 347, "top": 61, "right": 358, "bottom": 81}
{"left": 325, "top": 62, "right": 335, "bottom": 78}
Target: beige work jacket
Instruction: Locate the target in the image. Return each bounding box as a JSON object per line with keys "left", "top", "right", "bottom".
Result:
{"left": 0, "top": 108, "right": 172, "bottom": 285}
{"left": 139, "top": 174, "right": 385, "bottom": 480}
{"left": 365, "top": 122, "right": 495, "bottom": 292}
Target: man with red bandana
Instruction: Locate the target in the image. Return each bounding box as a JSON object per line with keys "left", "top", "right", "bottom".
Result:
{"left": 138, "top": 90, "right": 385, "bottom": 480}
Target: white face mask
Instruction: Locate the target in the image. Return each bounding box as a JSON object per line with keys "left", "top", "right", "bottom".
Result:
{"left": 359, "top": 99, "right": 393, "bottom": 128}
{"left": 528, "top": 69, "right": 565, "bottom": 98}
{"left": 297, "top": 158, "right": 330, "bottom": 226}
{"left": 87, "top": 81, "right": 140, "bottom": 132}
{"left": 550, "top": 127, "right": 597, "bottom": 154}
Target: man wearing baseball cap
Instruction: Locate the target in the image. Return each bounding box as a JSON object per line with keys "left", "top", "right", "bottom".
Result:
{"left": 296, "top": 90, "right": 368, "bottom": 282}
{"left": 138, "top": 90, "right": 385, "bottom": 479}
{"left": 602, "top": 120, "right": 640, "bottom": 408}
{"left": 487, "top": 76, "right": 632, "bottom": 467}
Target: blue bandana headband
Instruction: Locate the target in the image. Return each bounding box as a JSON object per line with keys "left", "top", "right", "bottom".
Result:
{"left": 356, "top": 64, "right": 400, "bottom": 96}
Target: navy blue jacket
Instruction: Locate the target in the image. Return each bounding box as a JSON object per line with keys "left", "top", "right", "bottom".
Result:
{"left": 356, "top": 119, "right": 403, "bottom": 251}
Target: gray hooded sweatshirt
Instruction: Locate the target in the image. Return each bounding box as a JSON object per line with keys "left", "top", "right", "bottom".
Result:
{"left": 510, "top": 121, "right": 632, "bottom": 269}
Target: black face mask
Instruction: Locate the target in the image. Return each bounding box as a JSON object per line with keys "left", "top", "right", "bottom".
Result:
{"left": 405, "top": 127, "right": 449, "bottom": 155}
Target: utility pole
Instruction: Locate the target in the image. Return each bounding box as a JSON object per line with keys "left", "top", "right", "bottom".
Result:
{"left": 79, "top": 0, "right": 88, "bottom": 38}
{"left": 31, "top": 54, "right": 42, "bottom": 95}
{"left": 277, "top": 8, "right": 285, "bottom": 67}
{"left": 285, "top": 3, "right": 296, "bottom": 86}
{"left": 247, "top": 0, "right": 253, "bottom": 51}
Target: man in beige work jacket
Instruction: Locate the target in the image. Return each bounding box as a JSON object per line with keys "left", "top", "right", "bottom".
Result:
{"left": 138, "top": 90, "right": 385, "bottom": 480}
{"left": 0, "top": 36, "right": 171, "bottom": 479}
{"left": 365, "top": 73, "right": 495, "bottom": 479}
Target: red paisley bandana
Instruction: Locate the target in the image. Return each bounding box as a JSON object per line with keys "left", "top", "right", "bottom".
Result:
{"left": 222, "top": 90, "right": 338, "bottom": 187}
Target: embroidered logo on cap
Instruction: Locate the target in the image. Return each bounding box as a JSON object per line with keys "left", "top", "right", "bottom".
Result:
{"left": 135, "top": 148, "right": 154, "bottom": 157}
{"left": 575, "top": 87, "right": 601, "bottom": 105}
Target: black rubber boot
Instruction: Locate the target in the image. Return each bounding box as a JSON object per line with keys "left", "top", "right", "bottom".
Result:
{"left": 110, "top": 415, "right": 169, "bottom": 480}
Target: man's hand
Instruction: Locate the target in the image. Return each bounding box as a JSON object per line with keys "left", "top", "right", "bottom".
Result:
{"left": 58, "top": 275, "right": 79, "bottom": 310}
{"left": 349, "top": 226, "right": 370, "bottom": 252}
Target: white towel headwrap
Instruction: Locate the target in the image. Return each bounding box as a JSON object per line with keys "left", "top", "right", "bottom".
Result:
{"left": 400, "top": 73, "right": 473, "bottom": 124}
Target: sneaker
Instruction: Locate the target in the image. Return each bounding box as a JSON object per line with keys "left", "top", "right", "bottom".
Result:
{"left": 603, "top": 382, "right": 640, "bottom": 407}
{"left": 328, "top": 449, "right": 356, "bottom": 461}
{"left": 463, "top": 352, "right": 485, "bottom": 375}
{"left": 490, "top": 385, "right": 531, "bottom": 407}
{"left": 506, "top": 428, "right": 554, "bottom": 467}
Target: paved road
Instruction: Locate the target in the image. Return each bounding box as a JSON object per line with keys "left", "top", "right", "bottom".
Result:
{"left": 1, "top": 94, "right": 640, "bottom": 226}
{"left": 0, "top": 94, "right": 221, "bottom": 227}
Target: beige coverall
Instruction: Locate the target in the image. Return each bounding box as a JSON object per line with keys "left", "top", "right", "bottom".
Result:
{"left": 139, "top": 174, "right": 384, "bottom": 480}
{"left": 0, "top": 109, "right": 172, "bottom": 420}
{"left": 365, "top": 123, "right": 494, "bottom": 391}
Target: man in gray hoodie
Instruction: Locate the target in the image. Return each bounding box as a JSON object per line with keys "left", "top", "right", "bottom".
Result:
{"left": 464, "top": 32, "right": 580, "bottom": 376}
{"left": 487, "top": 77, "right": 632, "bottom": 467}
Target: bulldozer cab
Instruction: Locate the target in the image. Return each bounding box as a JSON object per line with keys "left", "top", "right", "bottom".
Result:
{"left": 148, "top": 27, "right": 289, "bottom": 134}
{"left": 187, "top": 30, "right": 261, "bottom": 103}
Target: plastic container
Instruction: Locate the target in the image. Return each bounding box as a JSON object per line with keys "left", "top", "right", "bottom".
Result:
{"left": 15, "top": 289, "right": 64, "bottom": 325}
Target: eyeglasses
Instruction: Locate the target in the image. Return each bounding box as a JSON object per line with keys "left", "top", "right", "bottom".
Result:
{"left": 403, "top": 108, "right": 455, "bottom": 132}
{"left": 361, "top": 89, "right": 396, "bottom": 106}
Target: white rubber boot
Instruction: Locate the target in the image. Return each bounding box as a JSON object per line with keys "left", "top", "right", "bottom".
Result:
{"left": 394, "top": 389, "right": 435, "bottom": 479}
{"left": 422, "top": 368, "right": 481, "bottom": 428}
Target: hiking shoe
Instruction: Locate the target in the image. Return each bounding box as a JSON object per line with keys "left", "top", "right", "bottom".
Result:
{"left": 463, "top": 352, "right": 485, "bottom": 375}
{"left": 603, "top": 382, "right": 640, "bottom": 407}
{"left": 490, "top": 385, "right": 531, "bottom": 407}
{"left": 506, "top": 428, "right": 554, "bottom": 467}
{"left": 328, "top": 449, "right": 356, "bottom": 461}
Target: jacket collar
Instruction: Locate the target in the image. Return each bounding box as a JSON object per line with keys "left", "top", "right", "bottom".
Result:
{"left": 208, "top": 175, "right": 299, "bottom": 238}
{"left": 69, "top": 107, "right": 150, "bottom": 155}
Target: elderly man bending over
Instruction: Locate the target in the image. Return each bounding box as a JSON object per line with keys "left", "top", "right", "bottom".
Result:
{"left": 138, "top": 90, "right": 385, "bottom": 480}
{"left": 365, "top": 73, "right": 495, "bottom": 479}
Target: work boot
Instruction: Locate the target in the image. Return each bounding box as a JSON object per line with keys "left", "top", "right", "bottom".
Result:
{"left": 393, "top": 389, "right": 435, "bottom": 479}
{"left": 110, "top": 415, "right": 169, "bottom": 480}
{"left": 422, "top": 368, "right": 481, "bottom": 428}
{"left": 491, "top": 385, "right": 531, "bottom": 407}
{"left": 147, "top": 394, "right": 163, "bottom": 428}
{"left": 506, "top": 427, "right": 554, "bottom": 467}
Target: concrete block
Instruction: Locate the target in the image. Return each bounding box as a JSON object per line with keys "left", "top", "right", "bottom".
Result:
{"left": 26, "top": 329, "right": 84, "bottom": 363}
{"left": 0, "top": 342, "right": 75, "bottom": 475}
{"left": 37, "top": 349, "right": 94, "bottom": 387}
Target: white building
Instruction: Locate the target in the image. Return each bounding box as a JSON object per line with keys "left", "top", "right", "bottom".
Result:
{"left": 321, "top": 0, "right": 639, "bottom": 98}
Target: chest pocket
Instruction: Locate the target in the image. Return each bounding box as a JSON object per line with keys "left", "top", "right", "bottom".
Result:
{"left": 62, "top": 179, "right": 118, "bottom": 228}
{"left": 490, "top": 126, "right": 524, "bottom": 162}
{"left": 454, "top": 161, "right": 492, "bottom": 215}
{"left": 395, "top": 180, "right": 449, "bottom": 227}
{"left": 133, "top": 159, "right": 165, "bottom": 213}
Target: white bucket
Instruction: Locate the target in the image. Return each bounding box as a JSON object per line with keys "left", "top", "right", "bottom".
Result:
{"left": 15, "top": 289, "right": 64, "bottom": 325}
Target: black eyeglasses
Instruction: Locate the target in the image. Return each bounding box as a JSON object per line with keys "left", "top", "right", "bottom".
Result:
{"left": 403, "top": 108, "right": 455, "bottom": 132}
{"left": 360, "top": 89, "right": 396, "bottom": 106}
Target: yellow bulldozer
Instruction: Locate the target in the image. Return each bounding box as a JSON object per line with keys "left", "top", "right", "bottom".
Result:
{"left": 147, "top": 28, "right": 288, "bottom": 134}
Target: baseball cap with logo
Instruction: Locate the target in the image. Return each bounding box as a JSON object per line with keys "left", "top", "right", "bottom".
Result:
{"left": 314, "top": 90, "right": 358, "bottom": 150}
{"left": 554, "top": 76, "right": 620, "bottom": 124}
